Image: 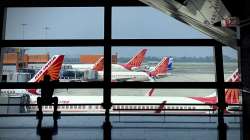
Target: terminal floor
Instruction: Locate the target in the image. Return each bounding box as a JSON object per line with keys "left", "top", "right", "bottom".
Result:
{"left": 0, "top": 115, "right": 240, "bottom": 140}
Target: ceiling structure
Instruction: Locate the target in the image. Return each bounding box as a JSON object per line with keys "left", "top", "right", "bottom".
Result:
{"left": 138, "top": 0, "right": 245, "bottom": 49}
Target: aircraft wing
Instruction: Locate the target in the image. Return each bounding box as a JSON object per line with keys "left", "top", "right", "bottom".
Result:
{"left": 138, "top": 0, "right": 238, "bottom": 49}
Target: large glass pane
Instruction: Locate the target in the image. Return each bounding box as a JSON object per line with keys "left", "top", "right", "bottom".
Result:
{"left": 222, "top": 47, "right": 241, "bottom": 116}
{"left": 111, "top": 88, "right": 217, "bottom": 115}
{"left": 111, "top": 47, "right": 215, "bottom": 82}
{"left": 0, "top": 88, "right": 103, "bottom": 114}
{"left": 223, "top": 47, "right": 239, "bottom": 82}
{"left": 1, "top": 47, "right": 103, "bottom": 82}
{"left": 112, "top": 7, "right": 210, "bottom": 39}
{"left": 5, "top": 7, "right": 104, "bottom": 40}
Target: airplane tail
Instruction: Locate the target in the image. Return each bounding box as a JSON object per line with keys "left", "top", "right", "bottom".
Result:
{"left": 92, "top": 57, "right": 104, "bottom": 71}
{"left": 29, "top": 55, "right": 64, "bottom": 83}
{"left": 168, "top": 57, "right": 174, "bottom": 70}
{"left": 224, "top": 69, "right": 240, "bottom": 104}
{"left": 145, "top": 88, "right": 155, "bottom": 96}
{"left": 149, "top": 57, "right": 169, "bottom": 78}
{"left": 122, "top": 49, "right": 147, "bottom": 70}
{"left": 205, "top": 69, "right": 240, "bottom": 104}
{"left": 27, "top": 55, "right": 64, "bottom": 95}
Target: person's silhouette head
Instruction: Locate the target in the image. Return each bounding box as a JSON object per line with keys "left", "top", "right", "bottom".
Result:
{"left": 44, "top": 75, "right": 51, "bottom": 82}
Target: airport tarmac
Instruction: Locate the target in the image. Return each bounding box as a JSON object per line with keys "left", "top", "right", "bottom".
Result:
{"left": 54, "top": 62, "right": 238, "bottom": 98}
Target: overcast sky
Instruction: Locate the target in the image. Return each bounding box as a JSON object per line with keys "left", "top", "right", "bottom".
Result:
{"left": 5, "top": 7, "right": 237, "bottom": 58}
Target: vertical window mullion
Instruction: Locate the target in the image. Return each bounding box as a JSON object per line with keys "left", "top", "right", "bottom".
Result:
{"left": 214, "top": 44, "right": 227, "bottom": 140}
{"left": 0, "top": 6, "right": 6, "bottom": 82}
{"left": 103, "top": 0, "right": 112, "bottom": 124}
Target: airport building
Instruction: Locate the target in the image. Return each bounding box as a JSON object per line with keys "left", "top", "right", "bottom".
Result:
{"left": 0, "top": 1, "right": 249, "bottom": 140}
{"left": 2, "top": 50, "right": 117, "bottom": 82}
{"left": 80, "top": 54, "right": 117, "bottom": 64}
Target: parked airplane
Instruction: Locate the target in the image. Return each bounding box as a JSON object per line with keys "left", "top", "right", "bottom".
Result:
{"left": 113, "top": 49, "right": 147, "bottom": 71}
{"left": 68, "top": 49, "right": 147, "bottom": 72}
{"left": 1, "top": 54, "right": 239, "bottom": 114}
{"left": 145, "top": 56, "right": 174, "bottom": 72}
{"left": 0, "top": 55, "right": 64, "bottom": 95}
{"left": 28, "top": 69, "right": 240, "bottom": 114}
{"left": 97, "top": 57, "right": 169, "bottom": 82}
{"left": 61, "top": 56, "right": 104, "bottom": 81}
{"left": 168, "top": 57, "right": 174, "bottom": 70}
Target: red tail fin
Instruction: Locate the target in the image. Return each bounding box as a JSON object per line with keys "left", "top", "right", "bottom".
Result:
{"left": 155, "top": 101, "right": 166, "bottom": 113}
{"left": 92, "top": 57, "right": 104, "bottom": 71}
{"left": 192, "top": 69, "right": 241, "bottom": 104}
{"left": 145, "top": 88, "right": 155, "bottom": 96}
{"left": 29, "top": 55, "right": 64, "bottom": 83}
{"left": 149, "top": 57, "right": 169, "bottom": 77}
{"left": 225, "top": 69, "right": 240, "bottom": 104}
{"left": 122, "top": 49, "right": 147, "bottom": 70}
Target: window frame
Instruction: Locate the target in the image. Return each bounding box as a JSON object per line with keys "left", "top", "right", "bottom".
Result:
{"left": 0, "top": 1, "right": 241, "bottom": 135}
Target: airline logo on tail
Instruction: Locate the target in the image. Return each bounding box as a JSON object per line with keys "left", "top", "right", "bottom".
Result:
{"left": 149, "top": 57, "right": 169, "bottom": 78}
{"left": 191, "top": 69, "right": 240, "bottom": 104}
{"left": 122, "top": 49, "right": 147, "bottom": 70}
{"left": 168, "top": 57, "right": 174, "bottom": 70}
{"left": 225, "top": 69, "right": 240, "bottom": 104}
{"left": 27, "top": 55, "right": 64, "bottom": 95}
{"left": 92, "top": 57, "right": 104, "bottom": 71}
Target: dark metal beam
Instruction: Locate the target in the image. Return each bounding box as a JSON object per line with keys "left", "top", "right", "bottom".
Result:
{"left": 0, "top": 6, "right": 6, "bottom": 82}
{"left": 0, "top": 39, "right": 222, "bottom": 47}
{"left": 0, "top": 0, "right": 146, "bottom": 7}
{"left": 0, "top": 82, "right": 240, "bottom": 89}
{"left": 103, "top": 0, "right": 112, "bottom": 131}
{"left": 214, "top": 45, "right": 227, "bottom": 140}
{"left": 240, "top": 0, "right": 250, "bottom": 139}
{"left": 0, "top": 0, "right": 106, "bottom": 7}
{"left": 0, "top": 113, "right": 241, "bottom": 117}
{"left": 0, "top": 82, "right": 105, "bottom": 89}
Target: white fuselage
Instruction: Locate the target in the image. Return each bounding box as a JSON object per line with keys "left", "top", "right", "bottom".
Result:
{"left": 69, "top": 64, "right": 94, "bottom": 71}
{"left": 0, "top": 89, "right": 29, "bottom": 95}
{"left": 28, "top": 95, "right": 212, "bottom": 113}
{"left": 97, "top": 71, "right": 153, "bottom": 82}
{"left": 69, "top": 64, "right": 130, "bottom": 72}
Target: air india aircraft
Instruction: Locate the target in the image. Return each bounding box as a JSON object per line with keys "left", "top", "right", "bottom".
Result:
{"left": 1, "top": 54, "right": 239, "bottom": 114}
{"left": 69, "top": 49, "right": 147, "bottom": 72}
{"left": 15, "top": 55, "right": 239, "bottom": 114}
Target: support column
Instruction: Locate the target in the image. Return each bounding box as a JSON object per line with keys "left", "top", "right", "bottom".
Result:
{"left": 214, "top": 45, "right": 227, "bottom": 140}
{"left": 241, "top": 20, "right": 250, "bottom": 140}
{"left": 240, "top": 0, "right": 250, "bottom": 140}
{"left": 103, "top": 1, "right": 112, "bottom": 140}
{"left": 0, "top": 6, "right": 6, "bottom": 82}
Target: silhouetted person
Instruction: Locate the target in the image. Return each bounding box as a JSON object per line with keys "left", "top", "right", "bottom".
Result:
{"left": 37, "top": 75, "right": 60, "bottom": 120}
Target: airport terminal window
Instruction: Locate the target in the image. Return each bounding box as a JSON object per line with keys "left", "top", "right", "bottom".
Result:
{"left": 112, "top": 47, "right": 216, "bottom": 82}
{"left": 223, "top": 47, "right": 239, "bottom": 82}
{"left": 0, "top": 2, "right": 241, "bottom": 140}
{"left": 5, "top": 7, "right": 104, "bottom": 40}
{"left": 111, "top": 88, "right": 219, "bottom": 114}
{"left": 1, "top": 47, "right": 104, "bottom": 82}
{"left": 0, "top": 88, "right": 103, "bottom": 113}
{"left": 112, "top": 7, "right": 210, "bottom": 39}
{"left": 0, "top": 2, "right": 240, "bottom": 116}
